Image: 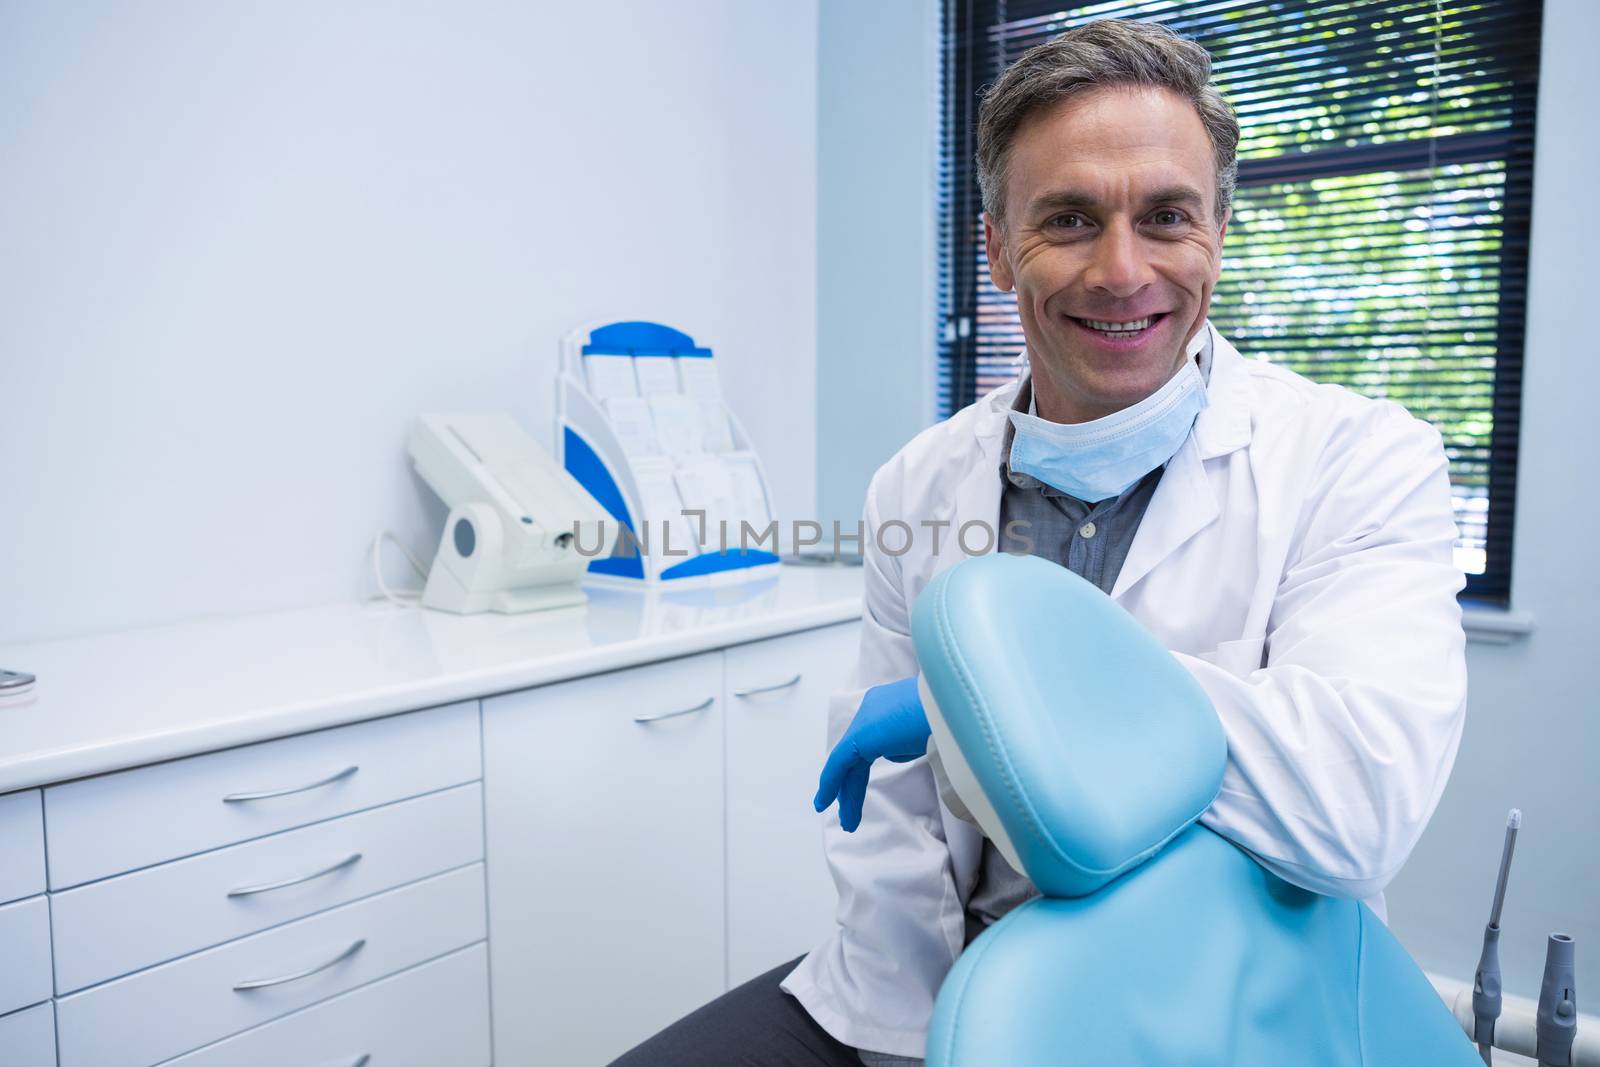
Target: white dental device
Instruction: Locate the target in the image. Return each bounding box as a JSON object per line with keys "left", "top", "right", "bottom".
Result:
{"left": 407, "top": 412, "right": 616, "bottom": 614}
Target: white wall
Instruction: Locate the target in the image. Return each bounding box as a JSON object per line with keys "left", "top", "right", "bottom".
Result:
{"left": 0, "top": 0, "right": 818, "bottom": 643}
{"left": 812, "top": 0, "right": 1597, "bottom": 1001}
{"left": 815, "top": 0, "right": 939, "bottom": 534}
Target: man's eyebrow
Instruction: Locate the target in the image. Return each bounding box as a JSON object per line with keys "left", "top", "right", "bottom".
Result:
{"left": 1145, "top": 185, "right": 1207, "bottom": 210}
{"left": 1027, "top": 189, "right": 1099, "bottom": 215}
{"left": 1025, "top": 184, "right": 1209, "bottom": 217}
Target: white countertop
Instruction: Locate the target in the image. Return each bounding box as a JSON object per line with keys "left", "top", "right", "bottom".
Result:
{"left": 0, "top": 564, "right": 864, "bottom": 792}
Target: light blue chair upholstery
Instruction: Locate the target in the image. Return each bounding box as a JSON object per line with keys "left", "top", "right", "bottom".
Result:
{"left": 910, "top": 554, "right": 1479, "bottom": 1067}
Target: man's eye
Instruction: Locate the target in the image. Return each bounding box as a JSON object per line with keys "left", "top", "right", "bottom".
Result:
{"left": 1149, "top": 209, "right": 1187, "bottom": 227}
{"left": 1048, "top": 213, "right": 1085, "bottom": 230}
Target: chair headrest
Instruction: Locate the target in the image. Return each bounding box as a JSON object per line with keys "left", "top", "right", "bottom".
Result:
{"left": 911, "top": 553, "right": 1226, "bottom": 897}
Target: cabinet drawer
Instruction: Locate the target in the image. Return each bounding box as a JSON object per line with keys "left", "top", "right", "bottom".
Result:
{"left": 0, "top": 895, "right": 51, "bottom": 1016}
{"left": 163, "top": 942, "right": 491, "bottom": 1067}
{"left": 0, "top": 789, "right": 45, "bottom": 903}
{"left": 45, "top": 700, "right": 480, "bottom": 889}
{"left": 52, "top": 782, "right": 484, "bottom": 994}
{"left": 0, "top": 1001, "right": 56, "bottom": 1067}
{"left": 56, "top": 863, "right": 487, "bottom": 1067}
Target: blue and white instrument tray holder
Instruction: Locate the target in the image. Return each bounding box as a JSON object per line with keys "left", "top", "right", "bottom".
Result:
{"left": 557, "top": 320, "right": 781, "bottom": 585}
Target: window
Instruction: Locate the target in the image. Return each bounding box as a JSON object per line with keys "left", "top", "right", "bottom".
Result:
{"left": 937, "top": 0, "right": 1543, "bottom": 603}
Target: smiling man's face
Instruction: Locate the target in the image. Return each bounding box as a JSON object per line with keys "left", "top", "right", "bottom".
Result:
{"left": 984, "top": 85, "right": 1228, "bottom": 424}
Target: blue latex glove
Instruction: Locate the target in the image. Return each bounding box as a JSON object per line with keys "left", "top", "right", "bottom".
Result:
{"left": 813, "top": 676, "right": 930, "bottom": 832}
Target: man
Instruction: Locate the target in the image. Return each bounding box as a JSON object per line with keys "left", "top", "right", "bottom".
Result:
{"left": 614, "top": 18, "right": 1466, "bottom": 1066}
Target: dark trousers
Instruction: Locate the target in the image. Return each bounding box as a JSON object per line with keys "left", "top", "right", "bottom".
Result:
{"left": 608, "top": 956, "right": 864, "bottom": 1067}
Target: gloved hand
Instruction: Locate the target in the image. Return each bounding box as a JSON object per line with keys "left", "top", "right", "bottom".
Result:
{"left": 813, "top": 676, "right": 930, "bottom": 832}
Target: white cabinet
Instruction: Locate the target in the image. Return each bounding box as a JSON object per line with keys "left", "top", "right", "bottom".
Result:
{"left": 0, "top": 789, "right": 50, "bottom": 1028}
{"left": 0, "top": 895, "right": 52, "bottom": 1017}
{"left": 483, "top": 622, "right": 864, "bottom": 1062}
{"left": 39, "top": 701, "right": 489, "bottom": 1066}
{"left": 55, "top": 864, "right": 487, "bottom": 1067}
{"left": 12, "top": 597, "right": 862, "bottom": 1067}
{"left": 44, "top": 700, "right": 481, "bottom": 889}
{"left": 724, "top": 621, "right": 860, "bottom": 986}
{"left": 0, "top": 789, "right": 45, "bottom": 904}
{"left": 484, "top": 650, "right": 726, "bottom": 1067}
{"left": 50, "top": 783, "right": 485, "bottom": 994}
{"left": 0, "top": 1001, "right": 55, "bottom": 1067}
{"left": 161, "top": 943, "right": 491, "bottom": 1067}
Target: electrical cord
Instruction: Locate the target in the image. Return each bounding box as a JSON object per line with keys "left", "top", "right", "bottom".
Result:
{"left": 369, "top": 530, "right": 429, "bottom": 608}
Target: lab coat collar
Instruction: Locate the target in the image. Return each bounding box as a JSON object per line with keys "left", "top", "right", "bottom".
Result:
{"left": 1191, "top": 323, "right": 1252, "bottom": 460}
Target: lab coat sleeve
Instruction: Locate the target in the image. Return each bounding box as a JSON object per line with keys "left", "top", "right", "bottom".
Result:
{"left": 780, "top": 465, "right": 965, "bottom": 1058}
{"left": 1184, "top": 403, "right": 1468, "bottom": 901}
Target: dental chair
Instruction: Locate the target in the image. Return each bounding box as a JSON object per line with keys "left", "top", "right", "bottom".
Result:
{"left": 912, "top": 554, "right": 1480, "bottom": 1067}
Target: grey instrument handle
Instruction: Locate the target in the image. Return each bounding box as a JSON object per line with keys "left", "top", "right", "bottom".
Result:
{"left": 1489, "top": 809, "right": 1521, "bottom": 927}
{"left": 344, "top": 1057, "right": 371, "bottom": 1067}
{"left": 227, "top": 853, "right": 363, "bottom": 898}
{"left": 222, "top": 765, "right": 359, "bottom": 803}
{"left": 733, "top": 674, "right": 803, "bottom": 698}
{"left": 633, "top": 697, "right": 714, "bottom": 724}
{"left": 233, "top": 938, "right": 365, "bottom": 991}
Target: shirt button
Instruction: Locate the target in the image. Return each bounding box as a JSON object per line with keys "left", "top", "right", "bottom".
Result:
{"left": 1079, "top": 522, "right": 1097, "bottom": 539}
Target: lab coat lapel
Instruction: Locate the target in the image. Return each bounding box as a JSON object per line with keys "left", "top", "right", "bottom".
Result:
{"left": 1110, "top": 329, "right": 1252, "bottom": 600}
{"left": 1109, "top": 434, "right": 1216, "bottom": 600}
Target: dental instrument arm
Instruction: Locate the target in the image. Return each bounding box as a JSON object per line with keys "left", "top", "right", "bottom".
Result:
{"left": 1538, "top": 934, "right": 1577, "bottom": 1067}
{"left": 1475, "top": 809, "right": 1522, "bottom": 1065}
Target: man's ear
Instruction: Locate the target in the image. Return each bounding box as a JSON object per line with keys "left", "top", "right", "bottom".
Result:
{"left": 983, "top": 213, "right": 1015, "bottom": 292}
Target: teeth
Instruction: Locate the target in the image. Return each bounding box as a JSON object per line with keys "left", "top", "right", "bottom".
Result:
{"left": 1082, "top": 316, "right": 1153, "bottom": 332}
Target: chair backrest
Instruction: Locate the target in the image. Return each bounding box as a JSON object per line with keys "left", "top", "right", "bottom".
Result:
{"left": 911, "top": 554, "right": 1481, "bottom": 1067}
{"left": 911, "top": 553, "right": 1225, "bottom": 897}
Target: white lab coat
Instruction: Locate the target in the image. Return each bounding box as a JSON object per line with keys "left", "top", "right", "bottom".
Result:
{"left": 781, "top": 325, "right": 1468, "bottom": 1059}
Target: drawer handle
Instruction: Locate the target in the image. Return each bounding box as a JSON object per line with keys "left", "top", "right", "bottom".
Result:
{"left": 233, "top": 937, "right": 366, "bottom": 991}
{"left": 633, "top": 696, "right": 714, "bottom": 724}
{"left": 227, "top": 852, "right": 363, "bottom": 898}
{"left": 733, "top": 673, "right": 803, "bottom": 698}
{"left": 222, "top": 764, "right": 360, "bottom": 804}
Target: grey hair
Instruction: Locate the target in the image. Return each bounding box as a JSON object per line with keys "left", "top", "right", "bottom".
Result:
{"left": 977, "top": 19, "right": 1240, "bottom": 224}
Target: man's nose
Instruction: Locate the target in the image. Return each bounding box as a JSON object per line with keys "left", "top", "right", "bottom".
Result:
{"left": 1083, "top": 221, "right": 1154, "bottom": 299}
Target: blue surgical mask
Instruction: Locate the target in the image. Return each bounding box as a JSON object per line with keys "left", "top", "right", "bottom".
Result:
{"left": 1007, "top": 350, "right": 1209, "bottom": 503}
